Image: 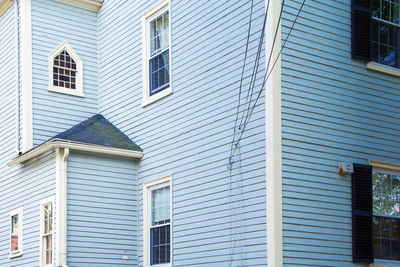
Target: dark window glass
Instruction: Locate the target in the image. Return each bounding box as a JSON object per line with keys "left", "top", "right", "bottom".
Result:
{"left": 150, "top": 225, "right": 170, "bottom": 265}
{"left": 149, "top": 50, "right": 169, "bottom": 96}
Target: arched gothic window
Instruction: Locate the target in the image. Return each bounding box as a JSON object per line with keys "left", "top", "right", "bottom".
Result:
{"left": 49, "top": 41, "right": 83, "bottom": 97}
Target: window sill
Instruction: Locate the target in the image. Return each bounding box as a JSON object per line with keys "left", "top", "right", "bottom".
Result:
{"left": 371, "top": 259, "right": 400, "bottom": 267}
{"left": 9, "top": 252, "right": 22, "bottom": 259}
{"left": 142, "top": 87, "right": 172, "bottom": 107}
{"left": 48, "top": 86, "right": 84, "bottom": 97}
{"left": 366, "top": 62, "right": 400, "bottom": 78}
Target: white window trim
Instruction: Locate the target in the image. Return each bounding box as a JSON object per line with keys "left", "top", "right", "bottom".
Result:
{"left": 48, "top": 41, "right": 84, "bottom": 97}
{"left": 9, "top": 207, "right": 23, "bottom": 258}
{"left": 143, "top": 175, "right": 172, "bottom": 267}
{"left": 141, "top": 0, "right": 172, "bottom": 107}
{"left": 39, "top": 196, "right": 55, "bottom": 267}
{"left": 366, "top": 62, "right": 400, "bottom": 78}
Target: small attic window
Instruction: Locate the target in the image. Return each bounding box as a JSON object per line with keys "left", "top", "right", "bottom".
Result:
{"left": 49, "top": 41, "right": 84, "bottom": 97}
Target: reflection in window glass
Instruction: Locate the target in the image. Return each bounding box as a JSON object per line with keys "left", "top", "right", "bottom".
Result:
{"left": 373, "top": 171, "right": 400, "bottom": 260}
{"left": 149, "top": 10, "right": 170, "bottom": 96}
{"left": 10, "top": 215, "right": 18, "bottom": 253}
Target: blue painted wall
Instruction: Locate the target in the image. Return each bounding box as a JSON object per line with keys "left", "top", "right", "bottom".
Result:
{"left": 281, "top": 0, "right": 400, "bottom": 266}
{"left": 98, "top": 0, "right": 267, "bottom": 266}
{"left": 31, "top": 0, "right": 98, "bottom": 146}
{"left": 66, "top": 152, "right": 139, "bottom": 266}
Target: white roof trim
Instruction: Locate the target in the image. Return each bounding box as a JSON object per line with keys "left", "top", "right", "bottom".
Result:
{"left": 54, "top": 0, "right": 103, "bottom": 12}
{"left": 0, "top": 0, "right": 12, "bottom": 17}
{"left": 8, "top": 139, "right": 143, "bottom": 166}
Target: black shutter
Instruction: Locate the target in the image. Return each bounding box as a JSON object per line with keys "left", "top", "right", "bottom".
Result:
{"left": 352, "top": 163, "right": 373, "bottom": 263}
{"left": 351, "top": 0, "right": 372, "bottom": 60}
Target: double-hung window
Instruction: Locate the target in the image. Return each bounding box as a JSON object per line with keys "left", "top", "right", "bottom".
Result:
{"left": 372, "top": 170, "right": 400, "bottom": 261}
{"left": 142, "top": 1, "right": 171, "bottom": 106}
{"left": 10, "top": 207, "right": 23, "bottom": 258}
{"left": 143, "top": 176, "right": 171, "bottom": 267}
{"left": 372, "top": 0, "right": 400, "bottom": 68}
{"left": 352, "top": 163, "right": 400, "bottom": 263}
{"left": 40, "top": 197, "right": 54, "bottom": 267}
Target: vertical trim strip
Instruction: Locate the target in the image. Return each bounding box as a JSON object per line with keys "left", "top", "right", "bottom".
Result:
{"left": 19, "top": 0, "right": 33, "bottom": 151}
{"left": 56, "top": 148, "right": 69, "bottom": 267}
{"left": 265, "top": 0, "right": 282, "bottom": 266}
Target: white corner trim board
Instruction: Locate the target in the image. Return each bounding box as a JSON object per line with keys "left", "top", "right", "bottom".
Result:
{"left": 54, "top": 0, "right": 103, "bottom": 12}
{"left": 366, "top": 62, "right": 400, "bottom": 78}
{"left": 265, "top": 0, "right": 283, "bottom": 266}
{"left": 55, "top": 148, "right": 68, "bottom": 267}
{"left": 20, "top": 0, "right": 33, "bottom": 152}
{"left": 0, "top": 0, "right": 12, "bottom": 16}
{"left": 7, "top": 139, "right": 144, "bottom": 166}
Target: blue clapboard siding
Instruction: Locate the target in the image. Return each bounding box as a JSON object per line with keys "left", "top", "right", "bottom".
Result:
{"left": 98, "top": 0, "right": 267, "bottom": 266}
{"left": 0, "top": 5, "right": 56, "bottom": 266}
{"left": 281, "top": 0, "right": 400, "bottom": 266}
{"left": 31, "top": 0, "right": 98, "bottom": 146}
{"left": 66, "top": 152, "right": 139, "bottom": 266}
{"left": 0, "top": 151, "right": 56, "bottom": 267}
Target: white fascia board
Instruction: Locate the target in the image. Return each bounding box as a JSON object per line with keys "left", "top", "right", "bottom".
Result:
{"left": 265, "top": 0, "right": 283, "bottom": 266}
{"left": 0, "top": 0, "right": 13, "bottom": 17}
{"left": 54, "top": 0, "right": 103, "bottom": 12}
{"left": 8, "top": 139, "right": 143, "bottom": 166}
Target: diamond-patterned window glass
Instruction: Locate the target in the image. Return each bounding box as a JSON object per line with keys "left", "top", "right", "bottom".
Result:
{"left": 53, "top": 50, "right": 77, "bottom": 89}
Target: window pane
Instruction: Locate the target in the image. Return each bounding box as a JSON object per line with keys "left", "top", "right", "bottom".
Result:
{"left": 391, "top": 2, "right": 399, "bottom": 24}
{"left": 382, "top": 0, "right": 391, "bottom": 21}
{"left": 373, "top": 172, "right": 383, "bottom": 214}
{"left": 382, "top": 173, "right": 392, "bottom": 215}
{"left": 151, "top": 225, "right": 170, "bottom": 265}
{"left": 373, "top": 0, "right": 381, "bottom": 18}
{"left": 151, "top": 185, "right": 170, "bottom": 225}
{"left": 149, "top": 50, "right": 170, "bottom": 96}
{"left": 149, "top": 11, "right": 169, "bottom": 56}
{"left": 392, "top": 240, "right": 400, "bottom": 260}
{"left": 46, "top": 235, "right": 52, "bottom": 264}
{"left": 12, "top": 215, "right": 18, "bottom": 234}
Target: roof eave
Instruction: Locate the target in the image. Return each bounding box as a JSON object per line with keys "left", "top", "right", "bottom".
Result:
{"left": 8, "top": 139, "right": 143, "bottom": 167}
{"left": 54, "top": 0, "right": 103, "bottom": 12}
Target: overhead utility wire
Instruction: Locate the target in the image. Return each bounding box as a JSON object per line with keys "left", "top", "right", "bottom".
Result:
{"left": 231, "top": 0, "right": 255, "bottom": 148}
{"left": 239, "top": 0, "right": 285, "bottom": 134}
{"left": 229, "top": 1, "right": 256, "bottom": 266}
{"left": 229, "top": 5, "right": 268, "bottom": 161}
{"left": 231, "top": 0, "right": 306, "bottom": 158}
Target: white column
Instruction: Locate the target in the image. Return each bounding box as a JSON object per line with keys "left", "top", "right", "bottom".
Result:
{"left": 265, "top": 0, "right": 282, "bottom": 266}
{"left": 20, "top": 0, "right": 33, "bottom": 151}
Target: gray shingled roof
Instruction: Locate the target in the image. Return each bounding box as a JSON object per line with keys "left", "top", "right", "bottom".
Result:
{"left": 53, "top": 114, "right": 142, "bottom": 152}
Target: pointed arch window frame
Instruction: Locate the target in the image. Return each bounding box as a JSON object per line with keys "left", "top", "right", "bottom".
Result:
{"left": 48, "top": 41, "right": 84, "bottom": 97}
